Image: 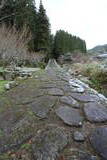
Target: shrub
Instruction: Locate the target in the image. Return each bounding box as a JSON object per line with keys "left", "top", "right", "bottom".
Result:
{"left": 72, "top": 61, "right": 101, "bottom": 76}
{"left": 72, "top": 61, "right": 107, "bottom": 95}
{"left": 0, "top": 80, "right": 10, "bottom": 93}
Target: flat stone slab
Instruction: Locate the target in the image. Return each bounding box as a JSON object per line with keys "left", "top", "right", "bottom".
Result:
{"left": 32, "top": 127, "right": 68, "bottom": 160}
{"left": 90, "top": 127, "right": 107, "bottom": 160}
{"left": 60, "top": 96, "right": 80, "bottom": 108}
{"left": 47, "top": 88, "right": 64, "bottom": 96}
{"left": 0, "top": 119, "right": 34, "bottom": 153}
{"left": 70, "top": 93, "right": 94, "bottom": 102}
{"left": 30, "top": 96, "right": 56, "bottom": 118}
{"left": 56, "top": 106, "right": 84, "bottom": 126}
{"left": 84, "top": 102, "right": 107, "bottom": 122}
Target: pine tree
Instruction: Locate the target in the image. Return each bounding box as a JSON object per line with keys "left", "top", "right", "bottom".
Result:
{"left": 0, "top": 0, "right": 37, "bottom": 29}
{"left": 14, "top": 0, "right": 37, "bottom": 50}
{"left": 0, "top": 0, "right": 37, "bottom": 51}
{"left": 0, "top": 0, "right": 15, "bottom": 26}
{"left": 52, "top": 30, "right": 87, "bottom": 58}
{"left": 36, "top": 0, "right": 50, "bottom": 52}
{"left": 14, "top": 0, "right": 36, "bottom": 29}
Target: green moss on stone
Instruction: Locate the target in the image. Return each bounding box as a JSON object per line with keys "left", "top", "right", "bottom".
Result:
{"left": 21, "top": 143, "right": 31, "bottom": 150}
{"left": 0, "top": 80, "right": 10, "bottom": 93}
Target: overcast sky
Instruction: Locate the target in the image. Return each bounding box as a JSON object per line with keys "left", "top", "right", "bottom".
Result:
{"left": 36, "top": 0, "right": 107, "bottom": 49}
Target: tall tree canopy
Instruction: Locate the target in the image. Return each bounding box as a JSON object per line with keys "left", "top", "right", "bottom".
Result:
{"left": 0, "top": 0, "right": 50, "bottom": 52}
{"left": 0, "top": 1, "right": 87, "bottom": 57}
{"left": 0, "top": 0, "right": 36, "bottom": 27}
{"left": 36, "top": 0, "right": 50, "bottom": 51}
{"left": 52, "top": 30, "right": 87, "bottom": 58}
{"left": 0, "top": 0, "right": 37, "bottom": 50}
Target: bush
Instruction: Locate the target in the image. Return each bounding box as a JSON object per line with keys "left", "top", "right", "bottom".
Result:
{"left": 72, "top": 61, "right": 107, "bottom": 95}
{"left": 72, "top": 62, "right": 100, "bottom": 76}
{"left": 37, "top": 62, "right": 46, "bottom": 69}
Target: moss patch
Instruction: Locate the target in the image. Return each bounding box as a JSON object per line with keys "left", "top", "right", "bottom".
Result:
{"left": 21, "top": 143, "right": 32, "bottom": 150}
{"left": 0, "top": 154, "right": 10, "bottom": 160}
{"left": 0, "top": 80, "right": 10, "bottom": 93}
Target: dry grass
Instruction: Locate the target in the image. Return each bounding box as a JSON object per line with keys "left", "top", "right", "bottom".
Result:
{"left": 72, "top": 61, "right": 101, "bottom": 77}
{"left": 72, "top": 60, "right": 107, "bottom": 95}
{"left": 0, "top": 25, "right": 30, "bottom": 62}
{"left": 0, "top": 25, "right": 46, "bottom": 67}
{"left": 72, "top": 52, "right": 91, "bottom": 63}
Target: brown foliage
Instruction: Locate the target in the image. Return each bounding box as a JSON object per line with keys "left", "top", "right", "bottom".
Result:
{"left": 0, "top": 24, "right": 46, "bottom": 66}
{"left": 0, "top": 25, "right": 30, "bottom": 61}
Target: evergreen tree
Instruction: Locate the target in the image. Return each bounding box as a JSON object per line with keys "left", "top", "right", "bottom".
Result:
{"left": 52, "top": 30, "right": 87, "bottom": 58}
{"left": 0, "top": 0, "right": 37, "bottom": 28}
{"left": 14, "top": 0, "right": 37, "bottom": 50}
{"left": 0, "top": 0, "right": 37, "bottom": 51}
{"left": 36, "top": 0, "right": 50, "bottom": 52}
{"left": 0, "top": 1, "right": 86, "bottom": 56}
{"left": 0, "top": 0, "right": 51, "bottom": 52}
{"left": 14, "top": 0, "right": 36, "bottom": 29}
{"left": 0, "top": 0, "right": 15, "bottom": 26}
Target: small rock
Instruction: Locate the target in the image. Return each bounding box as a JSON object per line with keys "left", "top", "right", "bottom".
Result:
{"left": 4, "top": 71, "right": 14, "bottom": 80}
{"left": 73, "top": 131, "right": 85, "bottom": 142}
{"left": 21, "top": 76, "right": 28, "bottom": 80}
{"left": 16, "top": 76, "right": 23, "bottom": 80}
{"left": 4, "top": 83, "right": 10, "bottom": 90}
{"left": 72, "top": 87, "right": 85, "bottom": 93}
{"left": 35, "top": 75, "right": 38, "bottom": 78}
{"left": 20, "top": 72, "right": 29, "bottom": 77}
{"left": 28, "top": 73, "right": 32, "bottom": 77}
{"left": 9, "top": 81, "right": 18, "bottom": 88}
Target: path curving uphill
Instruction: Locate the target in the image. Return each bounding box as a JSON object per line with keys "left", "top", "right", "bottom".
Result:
{"left": 0, "top": 59, "right": 107, "bottom": 159}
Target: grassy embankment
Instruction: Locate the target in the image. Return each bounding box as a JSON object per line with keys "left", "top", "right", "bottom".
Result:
{"left": 72, "top": 59, "right": 107, "bottom": 96}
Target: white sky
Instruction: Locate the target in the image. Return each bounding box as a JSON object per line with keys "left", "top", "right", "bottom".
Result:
{"left": 36, "top": 0, "right": 107, "bottom": 49}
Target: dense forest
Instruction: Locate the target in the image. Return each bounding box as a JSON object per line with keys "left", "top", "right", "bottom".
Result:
{"left": 0, "top": 0, "right": 87, "bottom": 59}
{"left": 53, "top": 30, "right": 86, "bottom": 58}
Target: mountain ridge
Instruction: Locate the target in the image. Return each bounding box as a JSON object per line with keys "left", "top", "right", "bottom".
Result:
{"left": 88, "top": 44, "right": 107, "bottom": 54}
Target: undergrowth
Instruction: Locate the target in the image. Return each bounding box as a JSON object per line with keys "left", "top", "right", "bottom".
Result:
{"left": 72, "top": 61, "right": 107, "bottom": 96}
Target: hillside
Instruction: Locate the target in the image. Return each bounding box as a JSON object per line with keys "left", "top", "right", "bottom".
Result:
{"left": 88, "top": 44, "right": 107, "bottom": 54}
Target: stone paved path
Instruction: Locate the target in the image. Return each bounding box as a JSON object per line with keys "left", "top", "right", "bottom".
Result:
{"left": 0, "top": 59, "right": 107, "bottom": 159}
